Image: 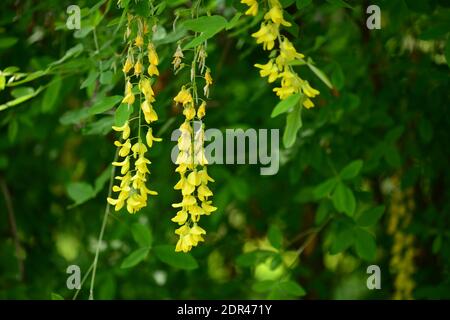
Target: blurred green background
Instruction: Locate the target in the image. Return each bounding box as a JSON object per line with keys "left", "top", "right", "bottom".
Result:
{"left": 1, "top": 0, "right": 450, "bottom": 299}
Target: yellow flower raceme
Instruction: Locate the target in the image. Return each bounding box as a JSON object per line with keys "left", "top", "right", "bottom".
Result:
{"left": 171, "top": 64, "right": 217, "bottom": 252}
{"left": 247, "top": 1, "right": 321, "bottom": 110}
{"left": 109, "top": 19, "right": 161, "bottom": 215}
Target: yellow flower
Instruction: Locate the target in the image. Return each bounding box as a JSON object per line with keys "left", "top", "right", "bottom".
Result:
{"left": 205, "top": 69, "right": 213, "bottom": 85}
{"left": 148, "top": 64, "right": 159, "bottom": 76}
{"left": 198, "top": 184, "right": 213, "bottom": 201}
{"left": 273, "top": 85, "right": 296, "bottom": 100}
{"left": 251, "top": 22, "right": 278, "bottom": 51}
{"left": 277, "top": 38, "right": 304, "bottom": 65}
{"left": 135, "top": 156, "right": 151, "bottom": 174}
{"left": 183, "top": 104, "right": 196, "bottom": 120}
{"left": 264, "top": 5, "right": 291, "bottom": 27}
{"left": 174, "top": 174, "right": 196, "bottom": 195}
{"left": 175, "top": 225, "right": 194, "bottom": 252}
{"left": 145, "top": 127, "right": 162, "bottom": 148}
{"left": 122, "top": 81, "right": 135, "bottom": 105}
{"left": 114, "top": 139, "right": 131, "bottom": 157}
{"left": 147, "top": 43, "right": 159, "bottom": 66}
{"left": 197, "top": 101, "right": 206, "bottom": 119}
{"left": 141, "top": 100, "right": 158, "bottom": 123}
{"left": 134, "top": 61, "right": 143, "bottom": 76}
{"left": 112, "top": 156, "right": 130, "bottom": 175}
{"left": 198, "top": 169, "right": 215, "bottom": 184}
{"left": 112, "top": 121, "right": 130, "bottom": 140}
{"left": 241, "top": 0, "right": 258, "bottom": 16}
{"left": 302, "top": 81, "right": 320, "bottom": 98}
{"left": 174, "top": 86, "right": 193, "bottom": 106}
{"left": 203, "top": 68, "right": 213, "bottom": 97}
{"left": 139, "top": 78, "right": 155, "bottom": 102}
{"left": 254, "top": 60, "right": 279, "bottom": 83}
{"left": 122, "top": 56, "right": 133, "bottom": 74}
{"left": 126, "top": 193, "right": 146, "bottom": 213}
{"left": 134, "top": 35, "right": 144, "bottom": 48}
{"left": 171, "top": 210, "right": 188, "bottom": 225}
{"left": 131, "top": 141, "right": 148, "bottom": 158}
{"left": 303, "top": 98, "right": 314, "bottom": 109}
{"left": 201, "top": 201, "right": 217, "bottom": 215}
{"left": 172, "top": 44, "right": 184, "bottom": 70}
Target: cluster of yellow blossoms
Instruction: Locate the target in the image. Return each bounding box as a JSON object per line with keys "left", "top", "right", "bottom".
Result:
{"left": 171, "top": 45, "right": 217, "bottom": 252}
{"left": 386, "top": 176, "right": 416, "bottom": 300}
{"left": 241, "top": 0, "right": 320, "bottom": 108}
{"left": 107, "top": 16, "right": 162, "bottom": 214}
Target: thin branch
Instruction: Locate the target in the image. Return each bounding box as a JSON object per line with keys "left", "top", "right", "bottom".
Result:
{"left": 88, "top": 150, "right": 118, "bottom": 300}
{"left": 0, "top": 176, "right": 25, "bottom": 282}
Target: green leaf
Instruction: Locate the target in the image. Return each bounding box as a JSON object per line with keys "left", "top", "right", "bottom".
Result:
{"left": 332, "top": 183, "right": 356, "bottom": 216}
{"left": 384, "top": 145, "right": 402, "bottom": 168}
{"left": 66, "top": 182, "right": 95, "bottom": 206}
{"left": 81, "top": 71, "right": 98, "bottom": 89}
{"left": 131, "top": 223, "right": 153, "bottom": 248}
{"left": 42, "top": 76, "right": 62, "bottom": 113}
{"left": 226, "top": 12, "right": 242, "bottom": 30}
{"left": 331, "top": 63, "right": 345, "bottom": 90}
{"left": 340, "top": 159, "right": 363, "bottom": 180}
{"left": 271, "top": 93, "right": 301, "bottom": 118}
{"left": 50, "top": 44, "right": 84, "bottom": 67}
{"left": 0, "top": 86, "right": 43, "bottom": 111}
{"left": 154, "top": 245, "right": 198, "bottom": 270}
{"left": 120, "top": 247, "right": 150, "bottom": 269}
{"left": 278, "top": 280, "right": 306, "bottom": 297}
{"left": 268, "top": 225, "right": 283, "bottom": 249}
{"left": 252, "top": 280, "right": 276, "bottom": 293}
{"left": 432, "top": 235, "right": 442, "bottom": 254}
{"left": 0, "top": 37, "right": 18, "bottom": 49}
{"left": 330, "top": 225, "right": 354, "bottom": 254}
{"left": 59, "top": 108, "right": 91, "bottom": 125}
{"left": 354, "top": 228, "right": 376, "bottom": 261}
{"left": 11, "top": 87, "right": 34, "bottom": 98}
{"left": 114, "top": 103, "right": 132, "bottom": 126}
{"left": 183, "top": 16, "right": 228, "bottom": 49}
{"left": 183, "top": 15, "right": 228, "bottom": 33}
{"left": 236, "top": 251, "right": 271, "bottom": 267}
{"left": 51, "top": 293, "right": 64, "bottom": 300}
{"left": 313, "top": 178, "right": 337, "bottom": 199}
{"left": 0, "top": 75, "right": 5, "bottom": 90}
{"left": 100, "top": 71, "right": 113, "bottom": 85}
{"left": 445, "top": 39, "right": 450, "bottom": 67}
{"left": 307, "top": 63, "right": 333, "bottom": 89}
{"left": 82, "top": 117, "right": 114, "bottom": 136}
{"left": 283, "top": 104, "right": 302, "bottom": 148}
{"left": 94, "top": 166, "right": 111, "bottom": 194}
{"left": 326, "top": 0, "right": 353, "bottom": 9}
{"left": 296, "top": 0, "right": 312, "bottom": 10}
{"left": 357, "top": 205, "right": 385, "bottom": 227}
{"left": 89, "top": 96, "right": 123, "bottom": 115}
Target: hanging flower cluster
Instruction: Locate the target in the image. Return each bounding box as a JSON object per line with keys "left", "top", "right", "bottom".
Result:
{"left": 242, "top": 0, "right": 320, "bottom": 108}
{"left": 171, "top": 44, "right": 217, "bottom": 252}
{"left": 386, "top": 176, "right": 416, "bottom": 300}
{"left": 107, "top": 16, "right": 162, "bottom": 214}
